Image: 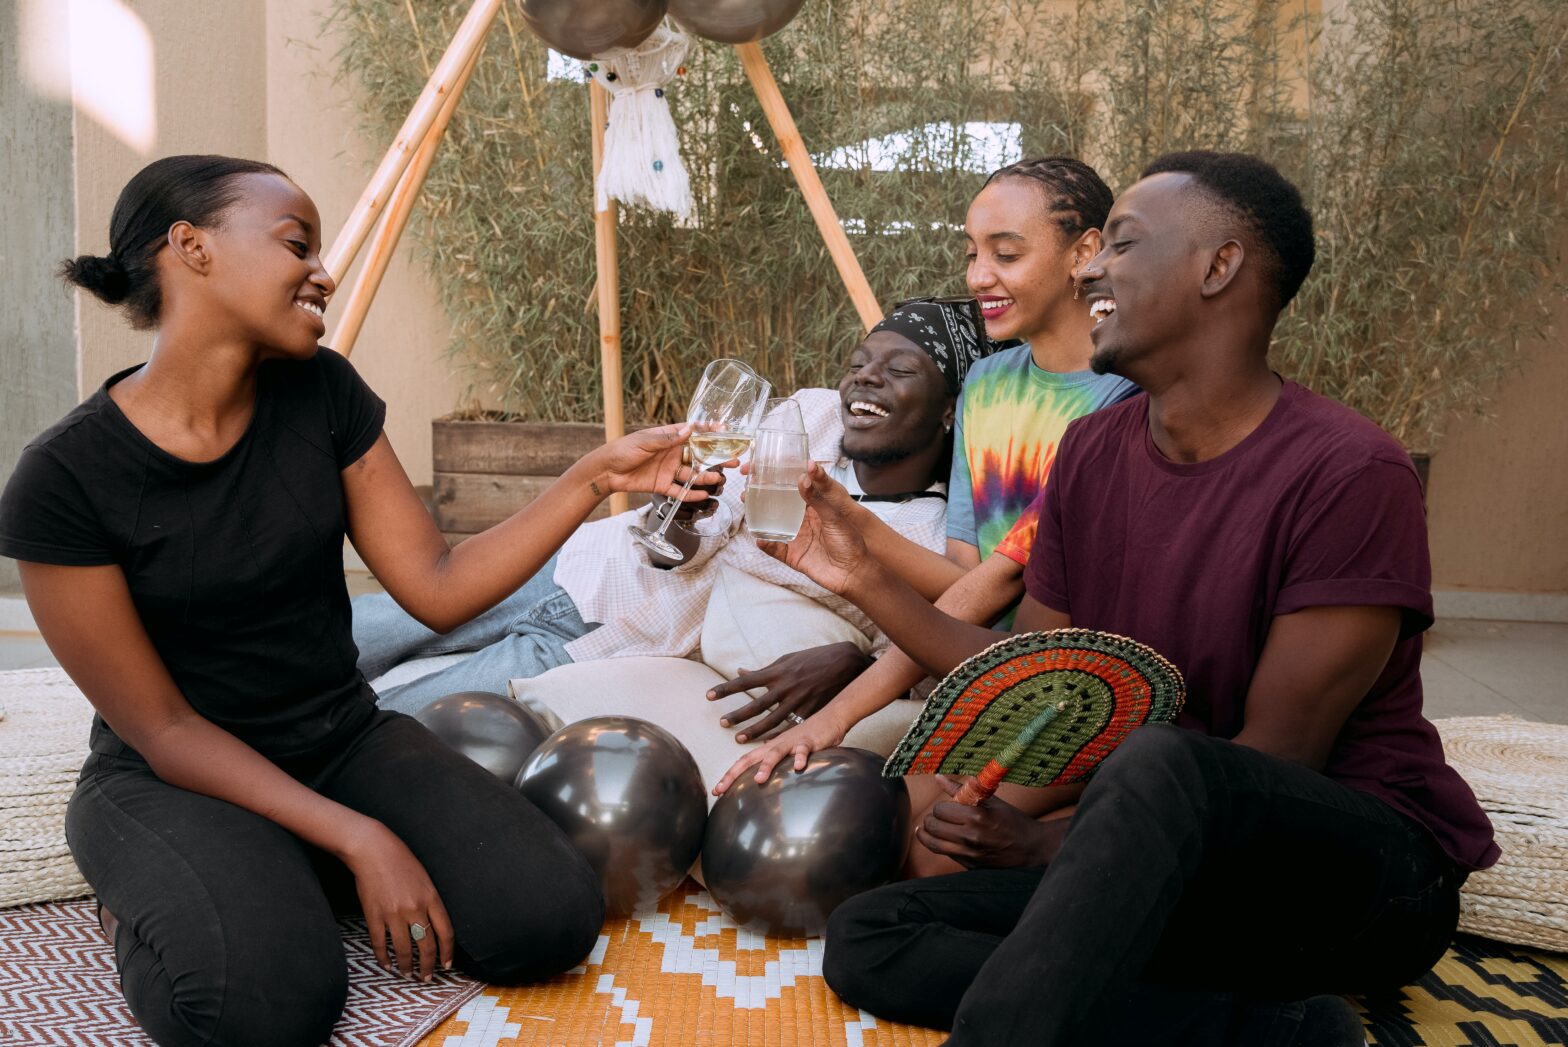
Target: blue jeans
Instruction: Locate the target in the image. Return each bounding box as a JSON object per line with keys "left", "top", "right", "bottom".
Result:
{"left": 351, "top": 553, "right": 598, "bottom": 715}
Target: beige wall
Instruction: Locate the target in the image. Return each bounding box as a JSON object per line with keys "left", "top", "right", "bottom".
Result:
{"left": 73, "top": 2, "right": 268, "bottom": 390}
{"left": 1429, "top": 320, "right": 1568, "bottom": 594}
{"left": 68, "top": 0, "right": 457, "bottom": 484}
{"left": 265, "top": 0, "right": 461, "bottom": 484}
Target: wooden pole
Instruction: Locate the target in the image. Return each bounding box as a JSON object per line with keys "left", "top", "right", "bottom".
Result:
{"left": 323, "top": 0, "right": 502, "bottom": 284}
{"left": 590, "top": 79, "right": 629, "bottom": 516}
{"left": 333, "top": 44, "right": 483, "bottom": 359}
{"left": 735, "top": 41, "right": 882, "bottom": 332}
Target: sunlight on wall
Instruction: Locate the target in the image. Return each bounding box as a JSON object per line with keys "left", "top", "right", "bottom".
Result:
{"left": 20, "top": 0, "right": 156, "bottom": 155}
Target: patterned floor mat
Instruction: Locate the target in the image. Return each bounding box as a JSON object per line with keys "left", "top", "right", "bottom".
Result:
{"left": 1361, "top": 935, "right": 1568, "bottom": 1046}
{"left": 415, "top": 886, "right": 1568, "bottom": 1047}
{"left": 0, "top": 899, "right": 482, "bottom": 1047}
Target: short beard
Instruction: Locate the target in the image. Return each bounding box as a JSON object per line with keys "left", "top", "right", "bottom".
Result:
{"left": 843, "top": 433, "right": 927, "bottom": 468}
{"left": 1089, "top": 344, "right": 1121, "bottom": 376}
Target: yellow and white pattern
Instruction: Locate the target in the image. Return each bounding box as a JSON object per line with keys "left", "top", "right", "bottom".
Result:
{"left": 421, "top": 883, "right": 944, "bottom": 1047}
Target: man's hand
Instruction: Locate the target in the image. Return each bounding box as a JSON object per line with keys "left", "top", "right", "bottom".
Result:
{"left": 707, "top": 642, "right": 873, "bottom": 742}
{"left": 756, "top": 463, "right": 875, "bottom": 596}
{"left": 915, "top": 775, "right": 1069, "bottom": 869}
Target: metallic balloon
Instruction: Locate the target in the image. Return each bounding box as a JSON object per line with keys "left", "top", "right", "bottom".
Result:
{"left": 667, "top": 0, "right": 807, "bottom": 44}
{"left": 701, "top": 747, "right": 909, "bottom": 937}
{"left": 517, "top": 0, "right": 668, "bottom": 60}
{"left": 516, "top": 717, "right": 708, "bottom": 916}
{"left": 414, "top": 690, "right": 554, "bottom": 783}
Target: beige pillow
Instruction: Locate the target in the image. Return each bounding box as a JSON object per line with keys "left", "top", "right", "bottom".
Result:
{"left": 699, "top": 564, "right": 871, "bottom": 686}
{"left": 509, "top": 656, "right": 921, "bottom": 808}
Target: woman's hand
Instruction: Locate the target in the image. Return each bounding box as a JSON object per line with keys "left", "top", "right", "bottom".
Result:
{"left": 707, "top": 642, "right": 873, "bottom": 742}
{"left": 914, "top": 776, "right": 1069, "bottom": 869}
{"left": 756, "top": 463, "right": 874, "bottom": 596}
{"left": 594, "top": 424, "right": 731, "bottom": 501}
{"left": 338, "top": 820, "right": 455, "bottom": 981}
{"left": 713, "top": 706, "right": 851, "bottom": 795}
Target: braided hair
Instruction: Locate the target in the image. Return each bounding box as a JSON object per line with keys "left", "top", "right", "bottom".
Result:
{"left": 982, "top": 156, "right": 1114, "bottom": 240}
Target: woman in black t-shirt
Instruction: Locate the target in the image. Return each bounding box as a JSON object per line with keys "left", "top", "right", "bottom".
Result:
{"left": 0, "top": 155, "right": 723, "bottom": 1047}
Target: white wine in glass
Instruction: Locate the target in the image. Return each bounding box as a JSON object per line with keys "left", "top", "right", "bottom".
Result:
{"left": 630, "top": 358, "right": 771, "bottom": 562}
{"left": 746, "top": 398, "right": 810, "bottom": 542}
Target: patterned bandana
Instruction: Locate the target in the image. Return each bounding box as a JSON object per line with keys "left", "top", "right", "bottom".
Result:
{"left": 871, "top": 297, "right": 993, "bottom": 395}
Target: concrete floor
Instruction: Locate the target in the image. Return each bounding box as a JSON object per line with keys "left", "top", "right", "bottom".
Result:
{"left": 1, "top": 596, "right": 1563, "bottom": 724}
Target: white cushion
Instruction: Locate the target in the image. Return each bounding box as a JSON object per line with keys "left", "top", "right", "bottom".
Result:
{"left": 509, "top": 656, "right": 920, "bottom": 807}
{"left": 699, "top": 565, "right": 870, "bottom": 691}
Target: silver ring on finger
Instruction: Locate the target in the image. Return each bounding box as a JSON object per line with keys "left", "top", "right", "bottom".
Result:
{"left": 785, "top": 712, "right": 806, "bottom": 726}
{"left": 409, "top": 922, "right": 427, "bottom": 942}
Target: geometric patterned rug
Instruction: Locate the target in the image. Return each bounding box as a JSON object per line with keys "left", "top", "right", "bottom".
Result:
{"left": 0, "top": 899, "right": 482, "bottom": 1047}
{"left": 412, "top": 885, "right": 1568, "bottom": 1047}
{"left": 1359, "top": 935, "right": 1568, "bottom": 1046}
{"left": 6, "top": 889, "right": 1564, "bottom": 1046}
{"left": 414, "top": 883, "right": 941, "bottom": 1047}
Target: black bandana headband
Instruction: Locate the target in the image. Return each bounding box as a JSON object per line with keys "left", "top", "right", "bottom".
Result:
{"left": 872, "top": 296, "right": 994, "bottom": 395}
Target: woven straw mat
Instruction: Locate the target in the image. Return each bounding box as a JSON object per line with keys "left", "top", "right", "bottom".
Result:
{"left": 1436, "top": 716, "right": 1568, "bottom": 953}
{"left": 0, "top": 668, "right": 93, "bottom": 908}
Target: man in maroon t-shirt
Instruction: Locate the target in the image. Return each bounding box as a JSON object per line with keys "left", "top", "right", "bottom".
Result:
{"left": 761, "top": 152, "right": 1497, "bottom": 1046}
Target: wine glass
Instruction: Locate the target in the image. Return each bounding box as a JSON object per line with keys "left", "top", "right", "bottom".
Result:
{"left": 745, "top": 398, "right": 810, "bottom": 542}
{"left": 630, "top": 358, "right": 771, "bottom": 561}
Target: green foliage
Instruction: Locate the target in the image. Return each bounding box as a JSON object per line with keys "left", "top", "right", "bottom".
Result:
{"left": 330, "top": 0, "right": 1567, "bottom": 448}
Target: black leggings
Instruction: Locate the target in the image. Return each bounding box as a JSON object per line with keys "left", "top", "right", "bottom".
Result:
{"left": 65, "top": 711, "right": 605, "bottom": 1047}
{"left": 823, "top": 725, "right": 1463, "bottom": 1046}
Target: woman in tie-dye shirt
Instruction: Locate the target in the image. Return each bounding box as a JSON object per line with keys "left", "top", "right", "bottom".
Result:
{"left": 949, "top": 158, "right": 1138, "bottom": 569}
{"left": 720, "top": 158, "right": 1140, "bottom": 817}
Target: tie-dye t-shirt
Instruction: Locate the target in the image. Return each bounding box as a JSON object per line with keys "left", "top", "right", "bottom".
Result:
{"left": 948, "top": 344, "right": 1137, "bottom": 564}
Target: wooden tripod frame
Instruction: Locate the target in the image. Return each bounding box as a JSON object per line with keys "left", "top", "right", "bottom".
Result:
{"left": 324, "top": 0, "right": 882, "bottom": 515}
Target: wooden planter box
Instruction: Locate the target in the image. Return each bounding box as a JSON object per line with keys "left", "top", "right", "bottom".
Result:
{"left": 432, "top": 419, "right": 649, "bottom": 544}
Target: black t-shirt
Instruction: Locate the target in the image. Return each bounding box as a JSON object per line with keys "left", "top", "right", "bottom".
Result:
{"left": 0, "top": 349, "right": 386, "bottom": 760}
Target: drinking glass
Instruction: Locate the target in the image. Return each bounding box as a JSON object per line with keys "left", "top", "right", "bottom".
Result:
{"left": 630, "top": 358, "right": 771, "bottom": 561}
{"left": 745, "top": 398, "right": 810, "bottom": 542}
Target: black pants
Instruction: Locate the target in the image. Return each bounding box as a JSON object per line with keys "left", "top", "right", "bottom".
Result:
{"left": 65, "top": 710, "right": 605, "bottom": 1047}
{"left": 823, "top": 725, "right": 1462, "bottom": 1046}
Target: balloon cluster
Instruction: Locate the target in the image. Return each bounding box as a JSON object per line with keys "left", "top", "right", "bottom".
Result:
{"left": 418, "top": 692, "right": 906, "bottom": 932}
{"left": 518, "top": 0, "right": 807, "bottom": 58}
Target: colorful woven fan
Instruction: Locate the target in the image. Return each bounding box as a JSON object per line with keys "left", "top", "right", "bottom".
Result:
{"left": 884, "top": 629, "right": 1186, "bottom": 805}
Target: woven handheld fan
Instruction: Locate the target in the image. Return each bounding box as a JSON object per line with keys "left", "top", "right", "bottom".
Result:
{"left": 884, "top": 629, "right": 1186, "bottom": 805}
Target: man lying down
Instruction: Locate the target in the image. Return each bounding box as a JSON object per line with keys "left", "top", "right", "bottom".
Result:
{"left": 351, "top": 298, "right": 992, "bottom": 740}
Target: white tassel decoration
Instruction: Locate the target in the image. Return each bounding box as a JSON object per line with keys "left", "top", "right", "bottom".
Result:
{"left": 590, "top": 26, "right": 694, "bottom": 219}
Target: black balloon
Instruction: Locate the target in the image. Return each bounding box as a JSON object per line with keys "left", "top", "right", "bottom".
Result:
{"left": 516, "top": 717, "right": 707, "bottom": 916}
{"left": 701, "top": 747, "right": 909, "bottom": 937}
{"left": 667, "top": 0, "right": 806, "bottom": 44}
{"left": 414, "top": 690, "right": 555, "bottom": 783}
{"left": 518, "top": 0, "right": 668, "bottom": 60}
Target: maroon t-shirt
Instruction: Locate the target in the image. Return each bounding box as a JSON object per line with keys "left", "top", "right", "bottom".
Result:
{"left": 1025, "top": 380, "right": 1498, "bottom": 871}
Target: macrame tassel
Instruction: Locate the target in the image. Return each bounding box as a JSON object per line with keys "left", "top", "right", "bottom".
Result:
{"left": 590, "top": 26, "right": 694, "bottom": 219}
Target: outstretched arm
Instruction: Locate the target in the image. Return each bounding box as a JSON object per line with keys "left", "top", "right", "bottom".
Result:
{"left": 345, "top": 425, "right": 726, "bottom": 633}
{"left": 760, "top": 464, "right": 1065, "bottom": 678}
{"left": 852, "top": 511, "right": 979, "bottom": 600}
{"left": 714, "top": 551, "right": 1034, "bottom": 792}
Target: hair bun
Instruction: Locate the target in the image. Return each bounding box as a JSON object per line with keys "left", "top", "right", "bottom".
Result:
{"left": 59, "top": 253, "right": 132, "bottom": 304}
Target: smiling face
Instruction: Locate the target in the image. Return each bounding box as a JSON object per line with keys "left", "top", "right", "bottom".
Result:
{"left": 965, "top": 178, "right": 1097, "bottom": 344}
{"left": 837, "top": 330, "right": 954, "bottom": 465}
{"left": 199, "top": 173, "right": 334, "bottom": 358}
{"left": 1081, "top": 173, "right": 1215, "bottom": 380}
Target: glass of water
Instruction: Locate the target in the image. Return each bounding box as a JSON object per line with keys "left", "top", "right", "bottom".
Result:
{"left": 745, "top": 398, "right": 810, "bottom": 542}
